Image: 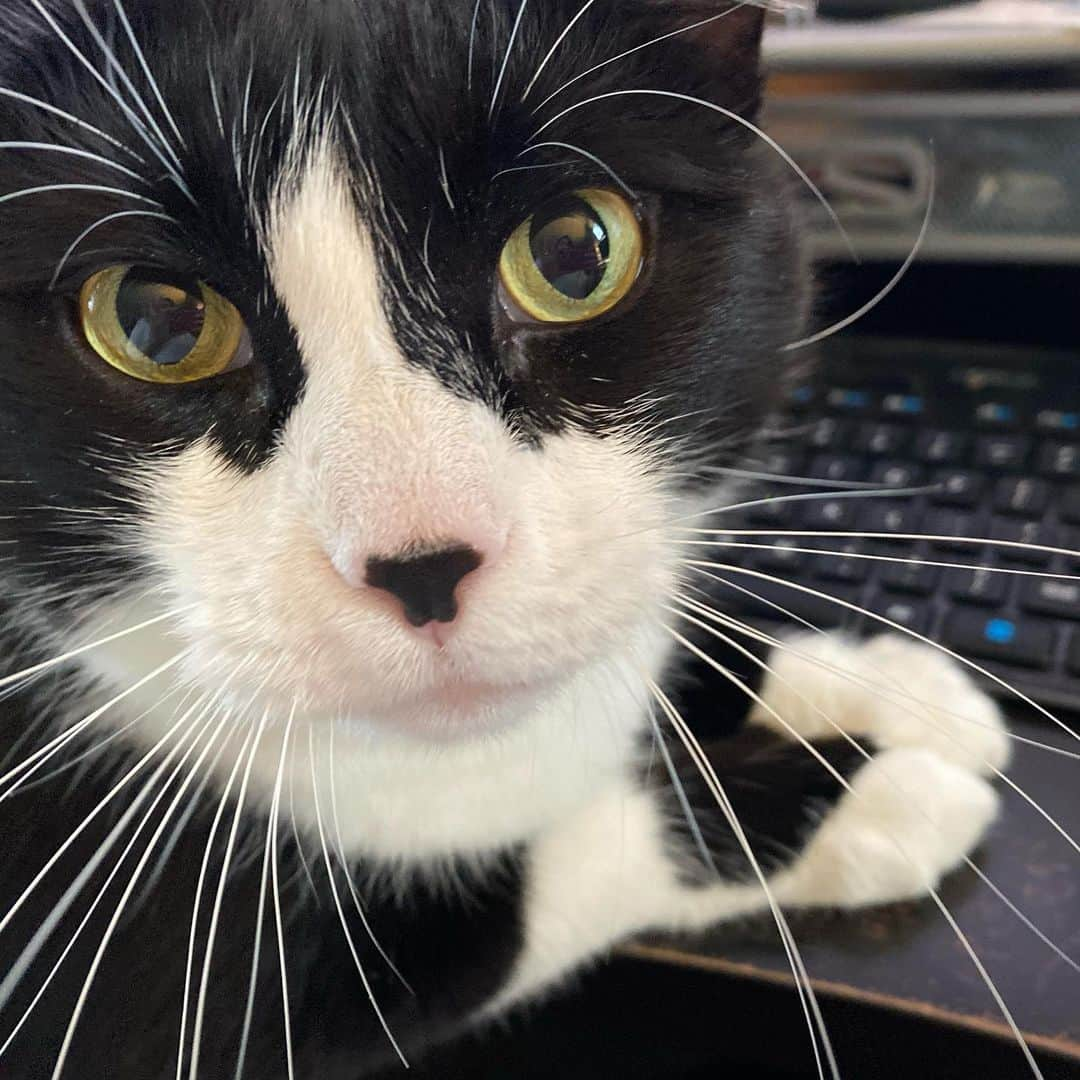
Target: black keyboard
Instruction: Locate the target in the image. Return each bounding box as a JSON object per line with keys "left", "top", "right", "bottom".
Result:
{"left": 715, "top": 338, "right": 1080, "bottom": 716}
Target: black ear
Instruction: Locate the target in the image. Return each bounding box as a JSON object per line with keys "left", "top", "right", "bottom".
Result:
{"left": 644, "top": 2, "right": 767, "bottom": 107}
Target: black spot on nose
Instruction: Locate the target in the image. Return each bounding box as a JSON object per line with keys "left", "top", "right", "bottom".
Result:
{"left": 365, "top": 545, "right": 484, "bottom": 628}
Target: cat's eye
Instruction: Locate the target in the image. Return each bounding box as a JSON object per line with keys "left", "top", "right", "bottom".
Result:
{"left": 78, "top": 266, "right": 252, "bottom": 384}
{"left": 498, "top": 188, "right": 643, "bottom": 324}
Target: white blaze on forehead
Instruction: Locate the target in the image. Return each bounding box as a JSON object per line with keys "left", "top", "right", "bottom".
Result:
{"left": 265, "top": 146, "right": 509, "bottom": 563}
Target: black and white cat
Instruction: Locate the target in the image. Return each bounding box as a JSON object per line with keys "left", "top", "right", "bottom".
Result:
{"left": 0, "top": 2, "right": 1009, "bottom": 1077}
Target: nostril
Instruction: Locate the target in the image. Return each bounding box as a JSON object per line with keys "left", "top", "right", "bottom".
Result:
{"left": 365, "top": 545, "right": 484, "bottom": 628}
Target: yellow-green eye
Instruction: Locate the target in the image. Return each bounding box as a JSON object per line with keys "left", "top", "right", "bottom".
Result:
{"left": 79, "top": 265, "right": 251, "bottom": 384}
{"left": 498, "top": 188, "right": 643, "bottom": 323}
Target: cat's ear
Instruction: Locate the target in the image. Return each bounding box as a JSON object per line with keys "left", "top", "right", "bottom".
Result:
{"left": 660, "top": 2, "right": 767, "bottom": 74}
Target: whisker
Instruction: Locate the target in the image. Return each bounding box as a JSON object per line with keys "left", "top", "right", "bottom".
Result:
{"left": 516, "top": 141, "right": 636, "bottom": 199}
{"left": 646, "top": 679, "right": 833, "bottom": 1080}
{"left": 0, "top": 141, "right": 144, "bottom": 180}
{"left": 0, "top": 182, "right": 162, "bottom": 208}
{"left": 677, "top": 538, "right": 1080, "bottom": 584}
{"left": 49, "top": 208, "right": 176, "bottom": 290}
{"left": 490, "top": 0, "right": 529, "bottom": 118}
{"left": 519, "top": 0, "right": 598, "bottom": 102}
{"left": 783, "top": 161, "right": 935, "bottom": 352}
{"left": 0, "top": 86, "right": 144, "bottom": 160}
{"left": 175, "top": 719, "right": 260, "bottom": 1080}
{"left": 530, "top": 89, "right": 857, "bottom": 264}
{"left": 467, "top": 0, "right": 483, "bottom": 93}
{"left": 0, "top": 603, "right": 192, "bottom": 693}
{"left": 309, "top": 726, "right": 407, "bottom": 1067}
{"left": 188, "top": 711, "right": 271, "bottom": 1080}
{"left": 0, "top": 700, "right": 229, "bottom": 1060}
{"left": 269, "top": 709, "right": 298, "bottom": 1080}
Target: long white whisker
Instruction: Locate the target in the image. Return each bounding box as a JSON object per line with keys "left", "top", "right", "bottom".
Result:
{"left": 0, "top": 182, "right": 161, "bottom": 209}
{"left": 175, "top": 719, "right": 259, "bottom": 1080}
{"left": 0, "top": 604, "right": 191, "bottom": 692}
{"left": 519, "top": 0, "right": 597, "bottom": 102}
{"left": 516, "top": 141, "right": 636, "bottom": 199}
{"left": 490, "top": 0, "right": 528, "bottom": 117}
{"left": 328, "top": 723, "right": 413, "bottom": 995}
{"left": 646, "top": 680, "right": 833, "bottom": 1080}
{"left": 0, "top": 701, "right": 230, "bottom": 1059}
{"left": 270, "top": 709, "right": 297, "bottom": 1080}
{"left": 0, "top": 86, "right": 144, "bottom": 160}
{"left": 0, "top": 142, "right": 144, "bottom": 180}
{"left": 187, "top": 710, "right": 270, "bottom": 1080}
{"left": 532, "top": 4, "right": 750, "bottom": 115}
{"left": 531, "top": 89, "right": 857, "bottom": 263}
{"left": 49, "top": 208, "right": 175, "bottom": 289}
{"left": 110, "top": 0, "right": 187, "bottom": 150}
{"left": 0, "top": 652, "right": 187, "bottom": 801}
{"left": 309, "top": 726, "right": 407, "bottom": 1067}
{"left": 467, "top": 0, "right": 483, "bottom": 93}
{"left": 48, "top": 707, "right": 239, "bottom": 1080}
{"left": 783, "top": 162, "right": 935, "bottom": 352}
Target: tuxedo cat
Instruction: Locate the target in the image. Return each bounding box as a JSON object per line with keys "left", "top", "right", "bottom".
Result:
{"left": 0, "top": 2, "right": 1007, "bottom": 1077}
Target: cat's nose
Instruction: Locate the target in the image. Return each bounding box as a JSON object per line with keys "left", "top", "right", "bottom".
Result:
{"left": 365, "top": 545, "right": 484, "bottom": 629}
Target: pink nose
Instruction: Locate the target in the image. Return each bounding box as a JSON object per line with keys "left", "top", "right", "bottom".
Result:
{"left": 364, "top": 545, "right": 484, "bottom": 628}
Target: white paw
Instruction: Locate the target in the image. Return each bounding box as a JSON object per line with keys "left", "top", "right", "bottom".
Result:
{"left": 749, "top": 632, "right": 1010, "bottom": 777}
{"left": 778, "top": 747, "right": 999, "bottom": 909}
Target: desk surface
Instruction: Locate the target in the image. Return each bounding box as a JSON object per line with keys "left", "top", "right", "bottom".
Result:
{"left": 627, "top": 714, "right": 1080, "bottom": 1074}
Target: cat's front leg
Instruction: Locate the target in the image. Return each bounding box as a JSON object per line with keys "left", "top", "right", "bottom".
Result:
{"left": 491, "top": 634, "right": 1006, "bottom": 1011}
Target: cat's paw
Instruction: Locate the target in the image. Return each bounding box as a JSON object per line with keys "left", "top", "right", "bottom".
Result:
{"left": 748, "top": 632, "right": 1010, "bottom": 777}
{"left": 778, "top": 746, "right": 999, "bottom": 909}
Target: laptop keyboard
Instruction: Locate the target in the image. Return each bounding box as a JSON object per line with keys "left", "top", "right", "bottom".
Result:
{"left": 714, "top": 339, "right": 1080, "bottom": 717}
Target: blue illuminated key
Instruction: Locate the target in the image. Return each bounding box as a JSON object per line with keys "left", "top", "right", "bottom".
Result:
{"left": 944, "top": 611, "right": 1055, "bottom": 669}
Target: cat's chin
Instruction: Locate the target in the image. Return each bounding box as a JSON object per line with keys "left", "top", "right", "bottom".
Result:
{"left": 343, "top": 676, "right": 555, "bottom": 742}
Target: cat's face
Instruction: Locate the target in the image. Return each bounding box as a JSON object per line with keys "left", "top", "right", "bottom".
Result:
{"left": 0, "top": 2, "right": 804, "bottom": 755}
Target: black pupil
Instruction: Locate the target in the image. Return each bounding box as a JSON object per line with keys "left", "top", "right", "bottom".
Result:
{"left": 529, "top": 196, "right": 610, "bottom": 300}
{"left": 115, "top": 268, "right": 206, "bottom": 366}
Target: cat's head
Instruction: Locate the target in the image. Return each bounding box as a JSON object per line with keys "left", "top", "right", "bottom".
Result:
{"left": 0, "top": 1, "right": 805, "bottom": 744}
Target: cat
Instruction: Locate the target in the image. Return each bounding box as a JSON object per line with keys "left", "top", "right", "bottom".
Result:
{"left": 0, "top": 1, "right": 1009, "bottom": 1077}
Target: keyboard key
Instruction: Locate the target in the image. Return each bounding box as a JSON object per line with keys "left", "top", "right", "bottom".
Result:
{"left": 808, "top": 454, "right": 864, "bottom": 483}
{"left": 916, "top": 430, "right": 968, "bottom": 465}
{"left": 990, "top": 518, "right": 1056, "bottom": 565}
{"left": 808, "top": 418, "right": 851, "bottom": 450}
{"left": 855, "top": 423, "right": 909, "bottom": 456}
{"left": 882, "top": 393, "right": 925, "bottom": 419}
{"left": 882, "top": 558, "right": 940, "bottom": 595}
{"left": 946, "top": 567, "right": 1008, "bottom": 607}
{"left": 993, "top": 477, "right": 1050, "bottom": 517}
{"left": 869, "top": 461, "right": 925, "bottom": 489}
{"left": 859, "top": 502, "right": 922, "bottom": 537}
{"left": 943, "top": 611, "right": 1055, "bottom": 670}
{"left": 869, "top": 597, "right": 929, "bottom": 635}
{"left": 1061, "top": 486, "right": 1080, "bottom": 525}
{"left": 1021, "top": 578, "right": 1080, "bottom": 620}
{"left": 931, "top": 469, "right": 985, "bottom": 507}
{"left": 926, "top": 509, "right": 983, "bottom": 553}
{"left": 826, "top": 388, "right": 872, "bottom": 413}
{"left": 975, "top": 435, "right": 1030, "bottom": 471}
{"left": 803, "top": 499, "right": 856, "bottom": 530}
{"left": 1036, "top": 409, "right": 1080, "bottom": 434}
{"left": 1037, "top": 441, "right": 1080, "bottom": 478}
{"left": 789, "top": 385, "right": 817, "bottom": 411}
{"left": 975, "top": 401, "right": 1022, "bottom": 428}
